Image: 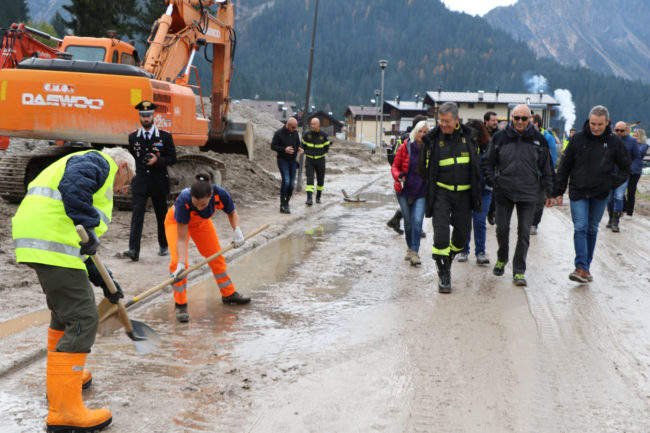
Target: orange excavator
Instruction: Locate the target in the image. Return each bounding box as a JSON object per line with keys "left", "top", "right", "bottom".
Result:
{"left": 0, "top": 0, "right": 252, "bottom": 204}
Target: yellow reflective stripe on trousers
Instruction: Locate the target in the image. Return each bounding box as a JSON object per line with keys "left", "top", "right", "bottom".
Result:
{"left": 306, "top": 154, "right": 326, "bottom": 159}
{"left": 25, "top": 185, "right": 111, "bottom": 227}
{"left": 436, "top": 182, "right": 471, "bottom": 191}
{"left": 439, "top": 156, "right": 470, "bottom": 166}
{"left": 432, "top": 246, "right": 450, "bottom": 255}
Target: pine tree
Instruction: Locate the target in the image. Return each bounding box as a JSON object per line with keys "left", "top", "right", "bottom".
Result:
{"left": 0, "top": 0, "right": 29, "bottom": 28}
{"left": 63, "top": 0, "right": 138, "bottom": 38}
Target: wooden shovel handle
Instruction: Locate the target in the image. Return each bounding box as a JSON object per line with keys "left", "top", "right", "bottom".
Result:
{"left": 76, "top": 225, "right": 134, "bottom": 334}
{"left": 125, "top": 223, "right": 270, "bottom": 307}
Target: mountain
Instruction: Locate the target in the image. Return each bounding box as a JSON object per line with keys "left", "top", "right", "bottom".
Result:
{"left": 27, "top": 0, "right": 68, "bottom": 24}
{"left": 485, "top": 0, "right": 650, "bottom": 83}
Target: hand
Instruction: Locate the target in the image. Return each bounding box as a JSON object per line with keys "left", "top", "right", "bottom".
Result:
{"left": 102, "top": 279, "right": 124, "bottom": 305}
{"left": 555, "top": 195, "right": 563, "bottom": 206}
{"left": 298, "top": 147, "right": 304, "bottom": 154}
{"left": 399, "top": 172, "right": 407, "bottom": 181}
{"left": 79, "top": 229, "right": 100, "bottom": 256}
{"left": 545, "top": 198, "right": 555, "bottom": 208}
{"left": 285, "top": 146, "right": 295, "bottom": 155}
{"left": 171, "top": 263, "right": 186, "bottom": 282}
{"left": 144, "top": 153, "right": 158, "bottom": 166}
{"left": 232, "top": 227, "right": 245, "bottom": 248}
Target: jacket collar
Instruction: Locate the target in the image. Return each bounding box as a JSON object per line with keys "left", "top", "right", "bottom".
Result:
{"left": 137, "top": 125, "right": 160, "bottom": 138}
{"left": 582, "top": 119, "right": 612, "bottom": 139}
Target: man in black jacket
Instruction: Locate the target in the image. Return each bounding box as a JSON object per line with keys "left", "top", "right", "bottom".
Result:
{"left": 483, "top": 104, "right": 555, "bottom": 287}
{"left": 417, "top": 102, "right": 481, "bottom": 293}
{"left": 122, "top": 100, "right": 177, "bottom": 261}
{"left": 271, "top": 117, "right": 303, "bottom": 213}
{"left": 555, "top": 105, "right": 631, "bottom": 283}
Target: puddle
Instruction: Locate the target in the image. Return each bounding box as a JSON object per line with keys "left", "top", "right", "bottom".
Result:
{"left": 0, "top": 308, "right": 50, "bottom": 338}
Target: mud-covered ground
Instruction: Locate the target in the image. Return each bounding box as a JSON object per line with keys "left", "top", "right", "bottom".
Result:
{"left": 0, "top": 110, "right": 649, "bottom": 431}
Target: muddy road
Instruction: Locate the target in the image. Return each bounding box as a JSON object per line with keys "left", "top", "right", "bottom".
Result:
{"left": 1, "top": 173, "right": 650, "bottom": 432}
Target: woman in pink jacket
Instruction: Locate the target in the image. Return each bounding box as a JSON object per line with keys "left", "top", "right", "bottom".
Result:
{"left": 391, "top": 120, "right": 428, "bottom": 266}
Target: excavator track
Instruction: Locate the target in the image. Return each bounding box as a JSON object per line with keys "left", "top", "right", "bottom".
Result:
{"left": 0, "top": 146, "right": 226, "bottom": 209}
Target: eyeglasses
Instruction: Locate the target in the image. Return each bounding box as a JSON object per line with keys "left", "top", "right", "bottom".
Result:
{"left": 513, "top": 116, "right": 529, "bottom": 122}
{"left": 614, "top": 129, "right": 626, "bottom": 133}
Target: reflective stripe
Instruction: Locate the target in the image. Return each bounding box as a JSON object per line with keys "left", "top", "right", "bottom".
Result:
{"left": 306, "top": 154, "right": 326, "bottom": 159}
{"left": 173, "top": 284, "right": 186, "bottom": 293}
{"left": 305, "top": 185, "right": 315, "bottom": 192}
{"left": 302, "top": 140, "right": 330, "bottom": 148}
{"left": 317, "top": 185, "right": 324, "bottom": 191}
{"left": 450, "top": 242, "right": 463, "bottom": 253}
{"left": 432, "top": 246, "right": 450, "bottom": 255}
{"left": 439, "top": 156, "right": 470, "bottom": 166}
{"left": 214, "top": 272, "right": 228, "bottom": 279}
{"left": 14, "top": 237, "right": 81, "bottom": 258}
{"left": 436, "top": 182, "right": 471, "bottom": 191}
{"left": 26, "top": 186, "right": 62, "bottom": 200}
{"left": 217, "top": 279, "right": 233, "bottom": 289}
{"left": 26, "top": 186, "right": 110, "bottom": 227}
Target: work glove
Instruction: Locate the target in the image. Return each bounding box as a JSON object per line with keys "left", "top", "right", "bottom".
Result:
{"left": 79, "top": 228, "right": 100, "bottom": 256}
{"left": 232, "top": 227, "right": 245, "bottom": 248}
{"left": 171, "top": 263, "right": 186, "bottom": 283}
{"left": 85, "top": 258, "right": 124, "bottom": 304}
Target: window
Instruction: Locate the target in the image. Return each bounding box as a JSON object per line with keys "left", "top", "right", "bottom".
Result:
{"left": 487, "top": 103, "right": 495, "bottom": 108}
{"left": 120, "top": 52, "right": 136, "bottom": 66}
{"left": 64, "top": 46, "right": 107, "bottom": 62}
{"left": 467, "top": 103, "right": 474, "bottom": 108}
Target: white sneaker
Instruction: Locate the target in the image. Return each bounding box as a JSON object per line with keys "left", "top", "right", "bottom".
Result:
{"left": 457, "top": 252, "right": 469, "bottom": 262}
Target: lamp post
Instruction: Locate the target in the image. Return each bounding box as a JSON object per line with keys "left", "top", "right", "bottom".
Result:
{"left": 379, "top": 59, "right": 388, "bottom": 148}
{"left": 359, "top": 104, "right": 363, "bottom": 142}
{"left": 374, "top": 89, "right": 380, "bottom": 148}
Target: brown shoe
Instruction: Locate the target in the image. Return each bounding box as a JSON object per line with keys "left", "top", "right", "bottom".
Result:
{"left": 409, "top": 252, "right": 421, "bottom": 266}
{"left": 569, "top": 267, "right": 589, "bottom": 283}
{"left": 585, "top": 271, "right": 593, "bottom": 282}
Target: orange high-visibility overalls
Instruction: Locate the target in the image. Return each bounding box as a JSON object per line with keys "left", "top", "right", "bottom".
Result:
{"left": 164, "top": 205, "right": 236, "bottom": 305}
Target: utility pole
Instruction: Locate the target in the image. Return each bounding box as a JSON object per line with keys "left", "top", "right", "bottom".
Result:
{"left": 296, "top": 0, "right": 319, "bottom": 192}
{"left": 379, "top": 59, "right": 388, "bottom": 150}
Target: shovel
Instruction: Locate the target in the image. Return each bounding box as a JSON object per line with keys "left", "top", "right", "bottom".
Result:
{"left": 97, "top": 223, "right": 270, "bottom": 333}
{"left": 76, "top": 226, "right": 160, "bottom": 354}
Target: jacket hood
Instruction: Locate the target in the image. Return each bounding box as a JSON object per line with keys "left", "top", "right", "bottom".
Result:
{"left": 582, "top": 119, "right": 612, "bottom": 139}
{"left": 505, "top": 122, "right": 535, "bottom": 139}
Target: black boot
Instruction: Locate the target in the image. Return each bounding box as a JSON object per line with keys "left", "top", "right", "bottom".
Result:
{"left": 316, "top": 190, "right": 322, "bottom": 203}
{"left": 222, "top": 291, "right": 251, "bottom": 305}
{"left": 175, "top": 303, "right": 189, "bottom": 323}
{"left": 280, "top": 195, "right": 290, "bottom": 214}
{"left": 285, "top": 192, "right": 292, "bottom": 213}
{"left": 611, "top": 211, "right": 621, "bottom": 232}
{"left": 606, "top": 209, "right": 613, "bottom": 228}
{"left": 434, "top": 256, "right": 451, "bottom": 293}
{"left": 306, "top": 192, "right": 313, "bottom": 206}
{"left": 386, "top": 209, "right": 404, "bottom": 234}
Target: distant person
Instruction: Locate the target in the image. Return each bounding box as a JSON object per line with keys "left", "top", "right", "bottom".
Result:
{"left": 483, "top": 104, "right": 555, "bottom": 287}
{"left": 386, "top": 114, "right": 428, "bottom": 235}
{"left": 484, "top": 111, "right": 499, "bottom": 226}
{"left": 417, "top": 102, "right": 482, "bottom": 293}
{"left": 122, "top": 100, "right": 177, "bottom": 262}
{"left": 271, "top": 117, "right": 303, "bottom": 213}
{"left": 301, "top": 117, "right": 330, "bottom": 205}
{"left": 457, "top": 119, "right": 492, "bottom": 265}
{"left": 165, "top": 173, "right": 249, "bottom": 323}
{"left": 530, "top": 114, "right": 557, "bottom": 235}
{"left": 12, "top": 147, "right": 135, "bottom": 432}
{"left": 606, "top": 121, "right": 639, "bottom": 232}
{"left": 555, "top": 105, "right": 631, "bottom": 283}
{"left": 625, "top": 128, "right": 648, "bottom": 217}
{"left": 392, "top": 120, "right": 428, "bottom": 266}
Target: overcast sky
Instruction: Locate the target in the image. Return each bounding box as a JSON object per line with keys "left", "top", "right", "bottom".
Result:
{"left": 441, "top": 0, "right": 518, "bottom": 16}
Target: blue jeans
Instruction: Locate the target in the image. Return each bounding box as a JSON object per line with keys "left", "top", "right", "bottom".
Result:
{"left": 569, "top": 197, "right": 608, "bottom": 271}
{"left": 607, "top": 179, "right": 628, "bottom": 212}
{"left": 277, "top": 158, "right": 297, "bottom": 198}
{"left": 464, "top": 189, "right": 492, "bottom": 255}
{"left": 396, "top": 193, "right": 426, "bottom": 253}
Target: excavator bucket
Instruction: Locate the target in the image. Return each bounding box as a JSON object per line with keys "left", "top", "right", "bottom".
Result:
{"left": 205, "top": 120, "right": 254, "bottom": 160}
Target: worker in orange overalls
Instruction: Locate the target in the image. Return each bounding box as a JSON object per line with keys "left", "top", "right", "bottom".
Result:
{"left": 164, "top": 172, "right": 250, "bottom": 323}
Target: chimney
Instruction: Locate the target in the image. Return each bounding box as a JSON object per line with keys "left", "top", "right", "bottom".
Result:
{"left": 478, "top": 90, "right": 485, "bottom": 102}
{"left": 539, "top": 89, "right": 544, "bottom": 101}
{"left": 438, "top": 85, "right": 442, "bottom": 96}
{"left": 495, "top": 87, "right": 500, "bottom": 99}
{"left": 396, "top": 95, "right": 400, "bottom": 106}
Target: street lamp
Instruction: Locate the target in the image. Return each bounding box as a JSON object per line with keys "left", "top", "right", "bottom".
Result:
{"left": 374, "top": 89, "right": 380, "bottom": 147}
{"left": 379, "top": 59, "right": 388, "bottom": 148}
{"left": 359, "top": 104, "right": 364, "bottom": 142}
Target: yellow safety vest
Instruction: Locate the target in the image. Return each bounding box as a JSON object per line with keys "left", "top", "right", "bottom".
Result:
{"left": 12, "top": 150, "right": 117, "bottom": 270}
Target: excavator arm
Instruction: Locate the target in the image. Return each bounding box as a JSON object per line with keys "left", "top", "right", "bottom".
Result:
{"left": 143, "top": 0, "right": 252, "bottom": 157}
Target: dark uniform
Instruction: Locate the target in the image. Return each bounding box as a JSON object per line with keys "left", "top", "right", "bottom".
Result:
{"left": 126, "top": 124, "right": 177, "bottom": 260}
{"left": 417, "top": 123, "right": 482, "bottom": 293}
{"left": 301, "top": 129, "right": 330, "bottom": 204}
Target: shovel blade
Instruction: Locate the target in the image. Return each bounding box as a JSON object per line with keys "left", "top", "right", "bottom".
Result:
{"left": 97, "top": 299, "right": 122, "bottom": 335}
{"left": 126, "top": 319, "right": 161, "bottom": 355}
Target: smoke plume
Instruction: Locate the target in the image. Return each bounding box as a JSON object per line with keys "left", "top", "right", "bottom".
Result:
{"left": 553, "top": 89, "right": 576, "bottom": 136}
{"left": 523, "top": 73, "right": 549, "bottom": 93}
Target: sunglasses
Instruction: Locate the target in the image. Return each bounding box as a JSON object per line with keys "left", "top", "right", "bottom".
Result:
{"left": 614, "top": 129, "right": 626, "bottom": 133}
{"left": 513, "top": 116, "right": 529, "bottom": 122}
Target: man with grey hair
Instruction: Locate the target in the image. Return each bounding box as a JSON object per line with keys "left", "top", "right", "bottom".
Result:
{"left": 417, "top": 102, "right": 482, "bottom": 293}
{"left": 555, "top": 105, "right": 631, "bottom": 283}
{"left": 484, "top": 104, "right": 555, "bottom": 287}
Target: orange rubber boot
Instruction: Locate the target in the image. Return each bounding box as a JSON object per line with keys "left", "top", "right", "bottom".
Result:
{"left": 46, "top": 352, "right": 112, "bottom": 432}
{"left": 47, "top": 328, "right": 92, "bottom": 389}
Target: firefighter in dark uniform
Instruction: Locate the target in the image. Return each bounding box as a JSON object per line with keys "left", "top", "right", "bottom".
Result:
{"left": 122, "top": 100, "right": 177, "bottom": 261}
{"left": 301, "top": 117, "right": 330, "bottom": 205}
{"left": 417, "top": 102, "right": 482, "bottom": 293}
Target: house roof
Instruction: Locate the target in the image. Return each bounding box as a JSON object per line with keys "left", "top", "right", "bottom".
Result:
{"left": 345, "top": 105, "right": 382, "bottom": 117}
{"left": 300, "top": 110, "right": 343, "bottom": 127}
{"left": 424, "top": 91, "right": 558, "bottom": 106}
{"left": 383, "top": 100, "right": 427, "bottom": 111}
